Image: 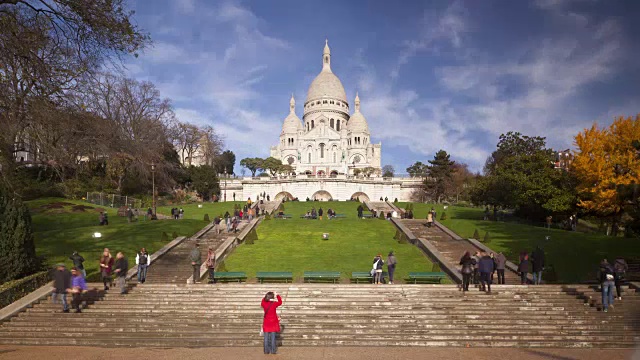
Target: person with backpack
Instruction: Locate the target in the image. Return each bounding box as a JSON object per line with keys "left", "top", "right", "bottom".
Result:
{"left": 135, "top": 248, "right": 150, "bottom": 284}
{"left": 478, "top": 252, "right": 495, "bottom": 293}
{"left": 69, "top": 251, "right": 86, "bottom": 278}
{"left": 599, "top": 259, "right": 616, "bottom": 312}
{"left": 459, "top": 251, "right": 475, "bottom": 292}
{"left": 261, "top": 291, "right": 283, "bottom": 354}
{"left": 613, "top": 257, "right": 629, "bottom": 300}
{"left": 387, "top": 251, "right": 397, "bottom": 285}
{"left": 372, "top": 254, "right": 384, "bottom": 284}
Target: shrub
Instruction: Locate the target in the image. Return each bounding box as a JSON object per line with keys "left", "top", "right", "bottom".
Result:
{"left": 244, "top": 228, "right": 258, "bottom": 245}
{"left": 431, "top": 263, "right": 442, "bottom": 272}
{"left": 483, "top": 231, "right": 491, "bottom": 243}
{"left": 379, "top": 212, "right": 385, "bottom": 220}
{"left": 394, "top": 198, "right": 398, "bottom": 203}
{"left": 216, "top": 260, "right": 228, "bottom": 272}
{"left": 172, "top": 231, "right": 178, "bottom": 239}
{"left": 0, "top": 271, "right": 50, "bottom": 308}
{"left": 440, "top": 212, "right": 447, "bottom": 221}
{"left": 473, "top": 229, "right": 480, "bottom": 240}
{"left": 203, "top": 213, "right": 210, "bottom": 222}
{"left": 161, "top": 232, "right": 169, "bottom": 242}
{"left": 265, "top": 213, "right": 271, "bottom": 220}
{"left": 395, "top": 230, "right": 408, "bottom": 244}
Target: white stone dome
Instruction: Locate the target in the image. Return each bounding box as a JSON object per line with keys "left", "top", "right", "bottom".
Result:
{"left": 306, "top": 71, "right": 347, "bottom": 103}
{"left": 348, "top": 93, "right": 369, "bottom": 133}
{"left": 306, "top": 40, "right": 347, "bottom": 103}
{"left": 282, "top": 95, "right": 302, "bottom": 133}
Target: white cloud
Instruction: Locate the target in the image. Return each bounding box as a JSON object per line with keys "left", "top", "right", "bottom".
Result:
{"left": 174, "top": 0, "right": 196, "bottom": 14}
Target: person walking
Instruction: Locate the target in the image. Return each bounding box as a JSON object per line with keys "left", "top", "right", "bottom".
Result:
{"left": 478, "top": 252, "right": 495, "bottom": 293}
{"left": 614, "top": 257, "right": 629, "bottom": 300}
{"left": 225, "top": 211, "right": 231, "bottom": 232}
{"left": 599, "top": 259, "right": 616, "bottom": 312}
{"left": 69, "top": 251, "right": 86, "bottom": 278}
{"left": 190, "top": 243, "right": 202, "bottom": 284}
{"left": 494, "top": 252, "right": 507, "bottom": 285}
{"left": 472, "top": 251, "right": 481, "bottom": 286}
{"left": 426, "top": 211, "right": 433, "bottom": 228}
{"left": 113, "top": 252, "right": 129, "bottom": 294}
{"left": 51, "top": 263, "right": 71, "bottom": 313}
{"left": 99, "top": 248, "right": 114, "bottom": 291}
{"left": 318, "top": 207, "right": 323, "bottom": 220}
{"left": 206, "top": 247, "right": 216, "bottom": 284}
{"left": 387, "top": 251, "right": 397, "bottom": 285}
{"left": 518, "top": 252, "right": 529, "bottom": 285}
{"left": 214, "top": 215, "right": 221, "bottom": 234}
{"left": 357, "top": 204, "right": 364, "bottom": 218}
{"left": 261, "top": 291, "right": 283, "bottom": 354}
{"left": 372, "top": 254, "right": 384, "bottom": 284}
{"left": 531, "top": 246, "right": 545, "bottom": 285}
{"left": 69, "top": 267, "right": 88, "bottom": 313}
{"left": 459, "top": 252, "right": 475, "bottom": 292}
{"left": 136, "top": 248, "right": 150, "bottom": 284}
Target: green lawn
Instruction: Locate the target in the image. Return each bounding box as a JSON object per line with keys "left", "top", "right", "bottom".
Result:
{"left": 222, "top": 201, "right": 436, "bottom": 282}
{"left": 397, "top": 202, "right": 640, "bottom": 283}
{"left": 26, "top": 198, "right": 221, "bottom": 280}
{"left": 156, "top": 201, "right": 245, "bottom": 220}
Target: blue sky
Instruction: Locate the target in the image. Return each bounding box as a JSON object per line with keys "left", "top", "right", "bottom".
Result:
{"left": 125, "top": 0, "right": 640, "bottom": 174}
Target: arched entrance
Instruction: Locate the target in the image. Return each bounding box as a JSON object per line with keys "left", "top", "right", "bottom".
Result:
{"left": 350, "top": 192, "right": 370, "bottom": 202}
{"left": 317, "top": 170, "right": 326, "bottom": 177}
{"left": 312, "top": 190, "right": 333, "bottom": 201}
{"left": 274, "top": 191, "right": 294, "bottom": 201}
{"left": 330, "top": 170, "right": 339, "bottom": 178}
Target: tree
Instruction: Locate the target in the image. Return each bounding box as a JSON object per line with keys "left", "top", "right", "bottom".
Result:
{"left": 382, "top": 165, "right": 395, "bottom": 178}
{"left": 240, "top": 157, "right": 264, "bottom": 177}
{"left": 573, "top": 115, "right": 640, "bottom": 236}
{"left": 0, "top": 183, "right": 41, "bottom": 283}
{"left": 278, "top": 164, "right": 294, "bottom": 175}
{"left": 215, "top": 150, "right": 235, "bottom": 175}
{"left": 425, "top": 150, "right": 455, "bottom": 203}
{"left": 406, "top": 161, "right": 428, "bottom": 178}
{"left": 450, "top": 163, "right": 476, "bottom": 203}
{"left": 188, "top": 165, "right": 219, "bottom": 201}
{"left": 262, "top": 157, "right": 283, "bottom": 176}
{"left": 471, "top": 132, "right": 576, "bottom": 220}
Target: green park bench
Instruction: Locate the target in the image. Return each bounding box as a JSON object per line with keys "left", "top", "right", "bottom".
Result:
{"left": 407, "top": 272, "right": 446, "bottom": 284}
{"left": 256, "top": 271, "right": 293, "bottom": 283}
{"left": 275, "top": 214, "right": 292, "bottom": 219}
{"left": 361, "top": 214, "right": 373, "bottom": 218}
{"left": 351, "top": 271, "right": 388, "bottom": 284}
{"left": 333, "top": 214, "right": 346, "bottom": 218}
{"left": 304, "top": 271, "right": 341, "bottom": 283}
{"left": 214, "top": 272, "right": 247, "bottom": 283}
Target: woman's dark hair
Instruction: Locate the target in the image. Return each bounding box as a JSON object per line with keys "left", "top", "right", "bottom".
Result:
{"left": 462, "top": 251, "right": 470, "bottom": 258}
{"left": 264, "top": 291, "right": 275, "bottom": 301}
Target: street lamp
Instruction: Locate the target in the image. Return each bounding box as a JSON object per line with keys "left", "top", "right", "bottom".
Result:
{"left": 151, "top": 162, "right": 156, "bottom": 215}
{"left": 223, "top": 169, "right": 227, "bottom": 202}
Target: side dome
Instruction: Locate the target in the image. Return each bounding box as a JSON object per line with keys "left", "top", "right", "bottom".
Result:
{"left": 282, "top": 95, "right": 302, "bottom": 133}
{"left": 348, "top": 93, "right": 369, "bottom": 133}
{"left": 305, "top": 39, "right": 347, "bottom": 103}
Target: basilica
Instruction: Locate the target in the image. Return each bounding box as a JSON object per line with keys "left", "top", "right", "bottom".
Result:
{"left": 270, "top": 40, "right": 381, "bottom": 176}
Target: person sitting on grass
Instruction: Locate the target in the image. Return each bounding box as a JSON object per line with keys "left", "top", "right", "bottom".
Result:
{"left": 304, "top": 211, "right": 311, "bottom": 219}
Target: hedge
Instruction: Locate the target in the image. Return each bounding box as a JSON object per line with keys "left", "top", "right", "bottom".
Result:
{"left": 0, "top": 271, "right": 51, "bottom": 308}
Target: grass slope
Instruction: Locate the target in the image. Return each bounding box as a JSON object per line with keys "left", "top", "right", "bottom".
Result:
{"left": 156, "top": 202, "right": 245, "bottom": 221}
{"left": 223, "top": 201, "right": 435, "bottom": 282}
{"left": 397, "top": 202, "right": 640, "bottom": 283}
{"left": 27, "top": 198, "right": 218, "bottom": 280}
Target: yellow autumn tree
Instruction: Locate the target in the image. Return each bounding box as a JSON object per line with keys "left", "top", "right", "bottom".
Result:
{"left": 573, "top": 115, "right": 640, "bottom": 232}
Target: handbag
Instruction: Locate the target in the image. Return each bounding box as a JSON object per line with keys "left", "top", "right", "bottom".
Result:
{"left": 260, "top": 302, "right": 273, "bottom": 336}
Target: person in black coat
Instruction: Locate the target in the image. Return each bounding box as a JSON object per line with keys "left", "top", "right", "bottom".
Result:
{"left": 52, "top": 263, "right": 72, "bottom": 312}
{"left": 518, "top": 252, "right": 530, "bottom": 285}
{"left": 459, "top": 252, "right": 475, "bottom": 292}
{"left": 531, "top": 246, "right": 545, "bottom": 285}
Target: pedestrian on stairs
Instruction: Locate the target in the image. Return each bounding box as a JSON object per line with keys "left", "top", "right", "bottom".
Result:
{"left": 494, "top": 252, "right": 507, "bottom": 284}
{"left": 99, "top": 248, "right": 114, "bottom": 291}
{"left": 531, "top": 246, "right": 545, "bottom": 285}
{"left": 387, "top": 251, "right": 397, "bottom": 284}
{"left": 426, "top": 211, "right": 433, "bottom": 228}
{"left": 206, "top": 247, "right": 216, "bottom": 284}
{"left": 478, "top": 252, "right": 495, "bottom": 293}
{"left": 614, "top": 257, "right": 628, "bottom": 300}
{"left": 518, "top": 252, "right": 529, "bottom": 285}
{"left": 261, "top": 291, "right": 283, "bottom": 354}
{"left": 136, "top": 248, "right": 150, "bottom": 284}
{"left": 190, "top": 243, "right": 202, "bottom": 284}
{"left": 52, "top": 263, "right": 71, "bottom": 313}
{"left": 214, "top": 216, "right": 222, "bottom": 234}
{"left": 599, "top": 259, "right": 616, "bottom": 312}
{"left": 113, "top": 252, "right": 129, "bottom": 294}
{"left": 472, "top": 251, "right": 481, "bottom": 286}
{"left": 69, "top": 251, "right": 86, "bottom": 278}
{"left": 69, "top": 267, "right": 87, "bottom": 313}
{"left": 459, "top": 252, "right": 475, "bottom": 291}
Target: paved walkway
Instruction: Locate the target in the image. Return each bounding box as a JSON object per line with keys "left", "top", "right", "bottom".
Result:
{"left": 0, "top": 346, "right": 636, "bottom": 360}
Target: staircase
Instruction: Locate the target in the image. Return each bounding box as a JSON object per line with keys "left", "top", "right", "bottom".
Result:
{"left": 144, "top": 220, "right": 250, "bottom": 284}
{"left": 1, "top": 284, "right": 638, "bottom": 347}
{"left": 400, "top": 219, "right": 521, "bottom": 284}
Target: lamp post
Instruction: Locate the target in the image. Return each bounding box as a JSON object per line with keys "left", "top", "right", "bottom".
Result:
{"left": 223, "top": 169, "right": 227, "bottom": 202}
{"left": 151, "top": 162, "right": 156, "bottom": 215}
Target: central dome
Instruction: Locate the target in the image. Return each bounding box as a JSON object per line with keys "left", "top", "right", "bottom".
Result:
{"left": 306, "top": 40, "right": 348, "bottom": 103}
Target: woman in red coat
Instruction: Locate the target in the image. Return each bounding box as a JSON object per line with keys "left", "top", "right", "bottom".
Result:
{"left": 261, "top": 291, "right": 282, "bottom": 354}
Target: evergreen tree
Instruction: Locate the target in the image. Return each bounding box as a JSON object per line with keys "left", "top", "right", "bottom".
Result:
{"left": 425, "top": 150, "right": 455, "bottom": 203}
{"left": 0, "top": 184, "right": 40, "bottom": 283}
